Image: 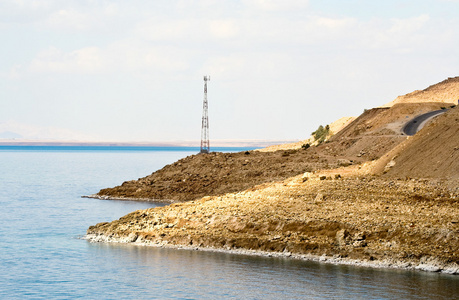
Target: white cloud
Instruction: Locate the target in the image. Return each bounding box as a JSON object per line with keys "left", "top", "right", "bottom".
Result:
{"left": 201, "top": 52, "right": 297, "bottom": 81}
{"left": 24, "top": 42, "right": 190, "bottom": 75}
{"left": 135, "top": 18, "right": 201, "bottom": 41}
{"left": 43, "top": 2, "right": 122, "bottom": 32}
{"left": 45, "top": 8, "right": 94, "bottom": 31}
{"left": 135, "top": 14, "right": 357, "bottom": 48}
{"left": 2, "top": 1, "right": 459, "bottom": 141}
{"left": 209, "top": 19, "right": 240, "bottom": 39}
{"left": 389, "top": 14, "right": 430, "bottom": 34}
{"left": 28, "top": 46, "right": 105, "bottom": 74}
{"left": 16, "top": 8, "right": 447, "bottom": 79}
{"left": 0, "top": 0, "right": 59, "bottom": 23}
{"left": 7, "top": 64, "right": 24, "bottom": 79}
{"left": 0, "top": 0, "right": 121, "bottom": 32}
{"left": 242, "top": 0, "right": 309, "bottom": 11}
{"left": 350, "top": 14, "right": 435, "bottom": 53}
{"left": 111, "top": 42, "right": 190, "bottom": 72}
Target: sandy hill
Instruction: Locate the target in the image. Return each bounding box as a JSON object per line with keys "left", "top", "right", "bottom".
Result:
{"left": 87, "top": 77, "right": 459, "bottom": 276}
{"left": 379, "top": 106, "right": 459, "bottom": 182}
{"left": 87, "top": 104, "right": 459, "bottom": 273}
{"left": 258, "top": 116, "right": 356, "bottom": 152}
{"left": 318, "top": 101, "right": 448, "bottom": 161}
{"left": 260, "top": 77, "right": 459, "bottom": 154}
{"left": 383, "top": 77, "right": 459, "bottom": 107}
{"left": 93, "top": 76, "right": 459, "bottom": 202}
{"left": 87, "top": 76, "right": 459, "bottom": 274}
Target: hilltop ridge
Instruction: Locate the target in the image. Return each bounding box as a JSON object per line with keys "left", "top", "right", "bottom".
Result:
{"left": 383, "top": 76, "right": 459, "bottom": 107}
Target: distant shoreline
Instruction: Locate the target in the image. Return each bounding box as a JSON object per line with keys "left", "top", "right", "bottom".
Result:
{"left": 0, "top": 145, "right": 256, "bottom": 152}
{"left": 0, "top": 139, "right": 297, "bottom": 148}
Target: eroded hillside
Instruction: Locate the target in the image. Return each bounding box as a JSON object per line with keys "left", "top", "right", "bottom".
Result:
{"left": 87, "top": 77, "right": 459, "bottom": 274}
{"left": 382, "top": 106, "right": 459, "bottom": 181}
{"left": 93, "top": 77, "right": 459, "bottom": 203}
{"left": 383, "top": 76, "right": 459, "bottom": 107}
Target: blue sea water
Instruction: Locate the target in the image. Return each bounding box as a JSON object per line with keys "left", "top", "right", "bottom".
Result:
{"left": 0, "top": 146, "right": 458, "bottom": 299}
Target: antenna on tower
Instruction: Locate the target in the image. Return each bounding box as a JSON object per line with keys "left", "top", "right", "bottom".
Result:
{"left": 200, "top": 75, "right": 210, "bottom": 154}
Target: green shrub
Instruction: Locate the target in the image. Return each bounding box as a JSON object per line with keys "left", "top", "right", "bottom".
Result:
{"left": 312, "top": 124, "right": 330, "bottom": 144}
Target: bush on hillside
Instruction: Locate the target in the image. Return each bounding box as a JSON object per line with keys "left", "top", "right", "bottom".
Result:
{"left": 312, "top": 124, "right": 330, "bottom": 144}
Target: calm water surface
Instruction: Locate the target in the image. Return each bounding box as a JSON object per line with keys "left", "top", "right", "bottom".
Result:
{"left": 0, "top": 147, "right": 458, "bottom": 299}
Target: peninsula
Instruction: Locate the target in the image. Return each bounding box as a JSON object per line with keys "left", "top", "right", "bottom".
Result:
{"left": 86, "top": 77, "right": 459, "bottom": 274}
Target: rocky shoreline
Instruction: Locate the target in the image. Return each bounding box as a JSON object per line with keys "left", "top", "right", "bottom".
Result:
{"left": 86, "top": 174, "right": 459, "bottom": 275}
{"left": 85, "top": 89, "right": 459, "bottom": 276}
{"left": 83, "top": 234, "right": 459, "bottom": 274}
{"left": 82, "top": 194, "right": 178, "bottom": 203}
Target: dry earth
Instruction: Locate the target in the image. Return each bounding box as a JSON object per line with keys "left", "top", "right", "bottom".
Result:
{"left": 94, "top": 100, "right": 452, "bottom": 203}
{"left": 87, "top": 77, "right": 459, "bottom": 273}
{"left": 95, "top": 147, "right": 367, "bottom": 202}
{"left": 93, "top": 105, "right": 413, "bottom": 201}
{"left": 87, "top": 175, "right": 459, "bottom": 274}
{"left": 383, "top": 76, "right": 459, "bottom": 107}
{"left": 375, "top": 105, "right": 459, "bottom": 183}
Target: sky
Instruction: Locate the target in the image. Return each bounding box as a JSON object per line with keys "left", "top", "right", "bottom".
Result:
{"left": 0, "top": 0, "right": 458, "bottom": 142}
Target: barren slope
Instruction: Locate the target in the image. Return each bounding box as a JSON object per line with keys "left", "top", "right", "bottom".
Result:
{"left": 383, "top": 77, "right": 459, "bottom": 107}
{"left": 96, "top": 147, "right": 366, "bottom": 202}
{"left": 95, "top": 106, "right": 412, "bottom": 202}
{"left": 383, "top": 106, "right": 459, "bottom": 181}
{"left": 87, "top": 77, "right": 459, "bottom": 274}
{"left": 95, "top": 103, "right": 448, "bottom": 202}
{"left": 94, "top": 77, "right": 458, "bottom": 202}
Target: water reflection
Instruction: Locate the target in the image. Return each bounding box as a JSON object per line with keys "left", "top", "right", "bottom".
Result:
{"left": 2, "top": 148, "right": 458, "bottom": 299}
{"left": 86, "top": 243, "right": 459, "bottom": 299}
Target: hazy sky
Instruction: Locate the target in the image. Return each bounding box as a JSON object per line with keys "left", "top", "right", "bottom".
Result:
{"left": 1, "top": 0, "right": 458, "bottom": 142}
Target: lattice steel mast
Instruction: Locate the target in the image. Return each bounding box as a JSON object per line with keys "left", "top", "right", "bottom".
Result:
{"left": 200, "top": 75, "right": 210, "bottom": 153}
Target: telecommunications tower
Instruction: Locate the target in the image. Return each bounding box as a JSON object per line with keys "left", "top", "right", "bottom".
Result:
{"left": 200, "top": 75, "right": 210, "bottom": 153}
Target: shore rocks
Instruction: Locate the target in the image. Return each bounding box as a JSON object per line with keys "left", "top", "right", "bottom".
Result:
{"left": 87, "top": 176, "right": 459, "bottom": 274}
